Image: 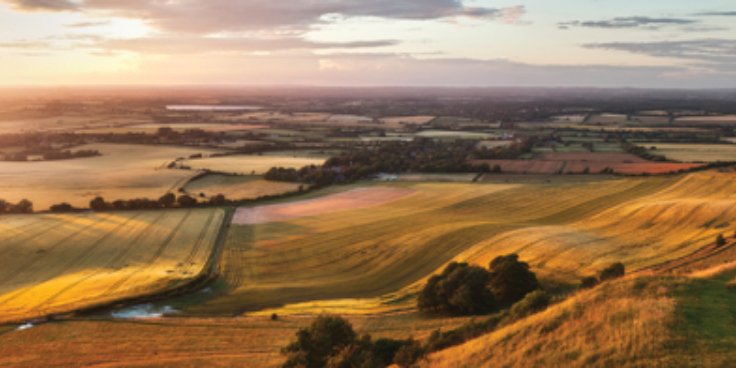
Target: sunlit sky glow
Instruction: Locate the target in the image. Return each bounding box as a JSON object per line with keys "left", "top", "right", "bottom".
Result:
{"left": 1, "top": 0, "right": 735, "bottom": 87}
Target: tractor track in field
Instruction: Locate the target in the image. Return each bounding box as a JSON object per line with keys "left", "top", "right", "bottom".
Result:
{"left": 36, "top": 211, "right": 170, "bottom": 309}
{"left": 100, "top": 210, "right": 192, "bottom": 297}
{"left": 0, "top": 214, "right": 143, "bottom": 308}
{"left": 178, "top": 211, "right": 219, "bottom": 275}
{"left": 0, "top": 218, "right": 102, "bottom": 292}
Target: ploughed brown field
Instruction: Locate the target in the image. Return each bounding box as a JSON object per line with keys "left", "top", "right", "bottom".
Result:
{"left": 472, "top": 152, "right": 705, "bottom": 175}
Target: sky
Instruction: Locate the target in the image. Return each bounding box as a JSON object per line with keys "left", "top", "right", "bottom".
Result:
{"left": 0, "top": 0, "right": 735, "bottom": 87}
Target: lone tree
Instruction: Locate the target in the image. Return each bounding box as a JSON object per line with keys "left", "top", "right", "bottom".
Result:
{"left": 599, "top": 262, "right": 625, "bottom": 282}
{"left": 488, "top": 254, "right": 539, "bottom": 303}
{"left": 716, "top": 234, "right": 727, "bottom": 247}
{"left": 418, "top": 262, "right": 496, "bottom": 315}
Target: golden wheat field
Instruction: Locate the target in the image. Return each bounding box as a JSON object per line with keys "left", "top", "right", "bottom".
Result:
{"left": 0, "top": 208, "right": 224, "bottom": 323}
{"left": 181, "top": 172, "right": 736, "bottom": 318}
{"left": 644, "top": 143, "right": 736, "bottom": 162}
{"left": 181, "top": 155, "right": 327, "bottom": 175}
{"left": 184, "top": 174, "right": 302, "bottom": 200}
{"left": 0, "top": 143, "right": 225, "bottom": 210}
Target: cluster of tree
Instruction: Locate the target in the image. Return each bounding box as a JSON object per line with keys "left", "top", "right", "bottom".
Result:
{"left": 622, "top": 143, "right": 667, "bottom": 162}
{"left": 42, "top": 149, "right": 101, "bottom": 161}
{"left": 471, "top": 137, "right": 535, "bottom": 160}
{"left": 264, "top": 166, "right": 337, "bottom": 188}
{"left": 50, "top": 203, "right": 78, "bottom": 213}
{"left": 283, "top": 290, "right": 555, "bottom": 368}
{"left": 0, "top": 199, "right": 33, "bottom": 214}
{"left": 281, "top": 314, "right": 424, "bottom": 368}
{"left": 418, "top": 254, "right": 539, "bottom": 316}
{"left": 580, "top": 262, "right": 626, "bottom": 289}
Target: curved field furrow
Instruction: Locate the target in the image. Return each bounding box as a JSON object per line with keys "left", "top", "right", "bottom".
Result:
{"left": 0, "top": 217, "right": 103, "bottom": 292}
{"left": 0, "top": 214, "right": 146, "bottom": 308}
{"left": 178, "top": 211, "right": 223, "bottom": 275}
{"left": 101, "top": 210, "right": 193, "bottom": 297}
{"left": 37, "top": 213, "right": 164, "bottom": 308}
{"left": 0, "top": 208, "right": 224, "bottom": 323}
{"left": 0, "top": 219, "right": 61, "bottom": 262}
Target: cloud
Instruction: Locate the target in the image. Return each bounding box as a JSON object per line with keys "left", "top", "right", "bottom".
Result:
{"left": 64, "top": 21, "right": 109, "bottom": 28}
{"left": 694, "top": 11, "right": 736, "bottom": 17}
{"left": 0, "top": 0, "right": 80, "bottom": 12}
{"left": 584, "top": 39, "right": 736, "bottom": 65}
{"left": 4, "top": 1, "right": 527, "bottom": 33}
{"left": 120, "top": 51, "right": 732, "bottom": 88}
{"left": 98, "top": 36, "right": 400, "bottom": 54}
{"left": 0, "top": 34, "right": 399, "bottom": 54}
{"left": 559, "top": 16, "right": 697, "bottom": 30}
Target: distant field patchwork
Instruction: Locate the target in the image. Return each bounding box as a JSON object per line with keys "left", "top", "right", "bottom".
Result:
{"left": 0, "top": 208, "right": 224, "bottom": 323}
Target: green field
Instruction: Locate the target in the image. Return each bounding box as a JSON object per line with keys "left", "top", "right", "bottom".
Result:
{"left": 0, "top": 208, "right": 224, "bottom": 323}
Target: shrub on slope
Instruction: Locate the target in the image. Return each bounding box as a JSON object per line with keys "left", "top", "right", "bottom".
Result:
{"left": 421, "top": 276, "right": 684, "bottom": 368}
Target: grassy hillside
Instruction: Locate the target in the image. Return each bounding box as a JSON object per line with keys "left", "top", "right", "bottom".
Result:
{"left": 422, "top": 275, "right": 684, "bottom": 367}
{"left": 423, "top": 265, "right": 736, "bottom": 368}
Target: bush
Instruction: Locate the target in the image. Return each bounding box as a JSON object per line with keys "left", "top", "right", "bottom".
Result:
{"left": 716, "top": 234, "right": 727, "bottom": 247}
{"left": 508, "top": 290, "right": 550, "bottom": 320}
{"left": 281, "top": 314, "right": 411, "bottom": 368}
{"left": 599, "top": 262, "right": 625, "bottom": 282}
{"left": 418, "top": 262, "right": 496, "bottom": 315}
{"left": 580, "top": 276, "right": 600, "bottom": 289}
{"left": 392, "top": 339, "right": 425, "bottom": 368}
{"left": 488, "top": 254, "right": 539, "bottom": 303}
{"left": 281, "top": 315, "right": 356, "bottom": 368}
